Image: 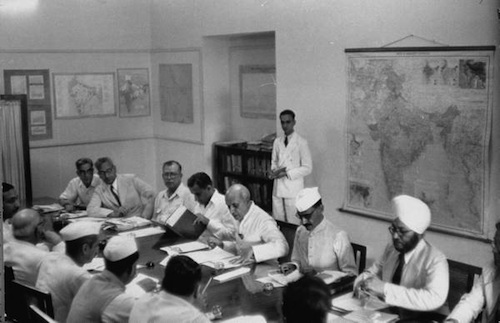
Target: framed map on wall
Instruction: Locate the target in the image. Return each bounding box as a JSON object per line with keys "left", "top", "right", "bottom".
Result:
{"left": 343, "top": 46, "right": 495, "bottom": 239}
{"left": 53, "top": 73, "right": 116, "bottom": 119}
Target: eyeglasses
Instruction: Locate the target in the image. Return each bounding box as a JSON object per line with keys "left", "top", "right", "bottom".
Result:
{"left": 388, "top": 225, "right": 411, "bottom": 237}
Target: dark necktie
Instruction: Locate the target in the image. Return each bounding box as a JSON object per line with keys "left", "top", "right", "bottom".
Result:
{"left": 284, "top": 136, "right": 289, "bottom": 147}
{"left": 110, "top": 186, "right": 121, "bottom": 206}
{"left": 392, "top": 252, "right": 405, "bottom": 285}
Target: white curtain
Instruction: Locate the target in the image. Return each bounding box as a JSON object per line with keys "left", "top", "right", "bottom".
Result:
{"left": 0, "top": 99, "right": 27, "bottom": 207}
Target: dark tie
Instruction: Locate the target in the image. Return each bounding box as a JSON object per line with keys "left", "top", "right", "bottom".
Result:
{"left": 110, "top": 186, "right": 121, "bottom": 206}
{"left": 392, "top": 252, "right": 405, "bottom": 285}
{"left": 284, "top": 136, "right": 288, "bottom": 147}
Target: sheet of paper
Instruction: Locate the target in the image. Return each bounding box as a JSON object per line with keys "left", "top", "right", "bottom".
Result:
{"left": 160, "top": 241, "right": 208, "bottom": 254}
{"left": 69, "top": 217, "right": 107, "bottom": 223}
{"left": 219, "top": 315, "right": 266, "bottom": 323}
{"left": 159, "top": 255, "right": 173, "bottom": 267}
{"left": 331, "top": 292, "right": 389, "bottom": 312}
{"left": 343, "top": 309, "right": 398, "bottom": 323}
{"left": 255, "top": 276, "right": 287, "bottom": 287}
{"left": 316, "top": 270, "right": 348, "bottom": 284}
{"left": 83, "top": 257, "right": 105, "bottom": 271}
{"left": 118, "top": 226, "right": 165, "bottom": 238}
{"left": 185, "top": 247, "right": 235, "bottom": 264}
{"left": 125, "top": 273, "right": 159, "bottom": 298}
{"left": 214, "top": 267, "right": 251, "bottom": 283}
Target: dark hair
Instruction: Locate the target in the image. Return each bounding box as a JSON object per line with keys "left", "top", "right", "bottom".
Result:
{"left": 2, "top": 182, "right": 14, "bottom": 193}
{"left": 282, "top": 276, "right": 331, "bottom": 323}
{"left": 105, "top": 252, "right": 139, "bottom": 277}
{"left": 65, "top": 235, "right": 98, "bottom": 259}
{"left": 279, "top": 109, "right": 296, "bottom": 119}
{"left": 75, "top": 158, "right": 93, "bottom": 170}
{"left": 95, "top": 157, "right": 114, "bottom": 170}
{"left": 163, "top": 160, "right": 182, "bottom": 173}
{"left": 162, "top": 255, "right": 201, "bottom": 297}
{"left": 187, "top": 172, "right": 212, "bottom": 189}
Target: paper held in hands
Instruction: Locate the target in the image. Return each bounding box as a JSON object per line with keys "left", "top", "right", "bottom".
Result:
{"left": 164, "top": 205, "right": 206, "bottom": 240}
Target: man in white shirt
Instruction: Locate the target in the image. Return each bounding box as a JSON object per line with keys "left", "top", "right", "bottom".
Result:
{"left": 129, "top": 255, "right": 210, "bottom": 323}
{"left": 446, "top": 222, "right": 500, "bottom": 323}
{"left": 59, "top": 158, "right": 101, "bottom": 211}
{"left": 153, "top": 160, "right": 196, "bottom": 224}
{"left": 187, "top": 172, "right": 237, "bottom": 241}
{"left": 354, "top": 195, "right": 449, "bottom": 320}
{"left": 208, "top": 183, "right": 289, "bottom": 265}
{"left": 36, "top": 221, "right": 101, "bottom": 322}
{"left": 87, "top": 157, "right": 155, "bottom": 218}
{"left": 286, "top": 187, "right": 357, "bottom": 275}
{"left": 269, "top": 109, "right": 312, "bottom": 224}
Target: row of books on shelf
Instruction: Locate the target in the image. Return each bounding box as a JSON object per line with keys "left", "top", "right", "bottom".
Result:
{"left": 225, "top": 154, "right": 243, "bottom": 173}
{"left": 224, "top": 153, "right": 271, "bottom": 176}
{"left": 223, "top": 176, "right": 271, "bottom": 209}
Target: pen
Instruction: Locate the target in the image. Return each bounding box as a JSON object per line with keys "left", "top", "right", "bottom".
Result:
{"left": 201, "top": 276, "right": 213, "bottom": 295}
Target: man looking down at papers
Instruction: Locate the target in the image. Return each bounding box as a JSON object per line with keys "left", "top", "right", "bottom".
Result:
{"left": 207, "top": 184, "right": 288, "bottom": 265}
{"left": 187, "top": 172, "right": 237, "bottom": 242}
{"left": 87, "top": 157, "right": 155, "bottom": 219}
{"left": 353, "top": 195, "right": 449, "bottom": 320}
{"left": 281, "top": 187, "right": 357, "bottom": 276}
{"left": 153, "top": 160, "right": 196, "bottom": 224}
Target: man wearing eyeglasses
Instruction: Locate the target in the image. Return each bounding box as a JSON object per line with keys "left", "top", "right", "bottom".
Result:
{"left": 59, "top": 158, "right": 101, "bottom": 212}
{"left": 152, "top": 160, "right": 196, "bottom": 224}
{"left": 353, "top": 195, "right": 449, "bottom": 320}
{"left": 446, "top": 222, "right": 500, "bottom": 323}
{"left": 285, "top": 187, "right": 357, "bottom": 275}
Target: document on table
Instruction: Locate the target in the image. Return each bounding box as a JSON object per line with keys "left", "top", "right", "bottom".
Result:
{"left": 331, "top": 292, "right": 389, "bottom": 312}
{"left": 118, "top": 226, "right": 165, "bottom": 238}
{"left": 219, "top": 315, "right": 266, "bottom": 322}
{"left": 316, "top": 270, "right": 348, "bottom": 284}
{"left": 185, "top": 247, "right": 242, "bottom": 269}
{"left": 342, "top": 309, "right": 398, "bottom": 323}
{"left": 125, "top": 273, "right": 159, "bottom": 298}
{"left": 160, "top": 241, "right": 209, "bottom": 254}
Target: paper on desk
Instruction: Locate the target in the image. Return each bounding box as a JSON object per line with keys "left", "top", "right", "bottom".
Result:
{"left": 125, "top": 273, "right": 159, "bottom": 298}
{"left": 118, "top": 226, "right": 165, "bottom": 238}
{"left": 185, "top": 247, "right": 241, "bottom": 269}
{"left": 331, "top": 292, "right": 389, "bottom": 312}
{"left": 343, "top": 309, "right": 398, "bottom": 323}
{"left": 255, "top": 276, "right": 287, "bottom": 288}
{"left": 214, "top": 267, "right": 251, "bottom": 283}
{"left": 219, "top": 315, "right": 266, "bottom": 323}
{"left": 83, "top": 257, "right": 105, "bottom": 271}
{"left": 160, "top": 241, "right": 209, "bottom": 254}
{"left": 60, "top": 210, "right": 88, "bottom": 219}
{"left": 33, "top": 203, "right": 64, "bottom": 213}
{"left": 316, "top": 270, "right": 348, "bottom": 284}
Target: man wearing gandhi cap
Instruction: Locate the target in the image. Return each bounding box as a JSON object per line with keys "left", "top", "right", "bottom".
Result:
{"left": 36, "top": 221, "right": 101, "bottom": 322}
{"left": 67, "top": 235, "right": 140, "bottom": 323}
{"left": 283, "top": 187, "right": 357, "bottom": 275}
{"left": 354, "top": 195, "right": 449, "bottom": 320}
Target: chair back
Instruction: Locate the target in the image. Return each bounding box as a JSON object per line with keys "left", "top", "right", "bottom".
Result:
{"left": 12, "top": 280, "right": 55, "bottom": 322}
{"left": 276, "top": 220, "right": 298, "bottom": 263}
{"left": 29, "top": 304, "right": 58, "bottom": 323}
{"left": 351, "top": 243, "right": 367, "bottom": 274}
{"left": 447, "top": 259, "right": 482, "bottom": 311}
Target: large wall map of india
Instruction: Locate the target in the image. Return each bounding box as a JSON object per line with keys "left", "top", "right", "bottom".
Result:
{"left": 345, "top": 50, "right": 493, "bottom": 236}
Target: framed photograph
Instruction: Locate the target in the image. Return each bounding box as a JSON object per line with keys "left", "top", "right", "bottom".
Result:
{"left": 239, "top": 65, "right": 276, "bottom": 120}
{"left": 53, "top": 73, "right": 116, "bottom": 119}
{"left": 153, "top": 48, "right": 203, "bottom": 144}
{"left": 342, "top": 46, "right": 495, "bottom": 240}
{"left": 117, "top": 68, "right": 150, "bottom": 117}
{"left": 28, "top": 105, "right": 52, "bottom": 140}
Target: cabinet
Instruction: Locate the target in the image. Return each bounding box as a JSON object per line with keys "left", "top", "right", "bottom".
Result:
{"left": 213, "top": 142, "right": 273, "bottom": 213}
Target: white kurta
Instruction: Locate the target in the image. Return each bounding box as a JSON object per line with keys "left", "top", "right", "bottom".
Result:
{"left": 153, "top": 183, "right": 196, "bottom": 224}
{"left": 59, "top": 175, "right": 101, "bottom": 207}
{"left": 4, "top": 238, "right": 48, "bottom": 286}
{"left": 447, "top": 260, "right": 499, "bottom": 323}
{"left": 223, "top": 202, "right": 289, "bottom": 264}
{"left": 36, "top": 252, "right": 91, "bottom": 322}
{"left": 195, "top": 190, "right": 237, "bottom": 241}
{"left": 291, "top": 218, "right": 357, "bottom": 275}
{"left": 129, "top": 291, "right": 210, "bottom": 323}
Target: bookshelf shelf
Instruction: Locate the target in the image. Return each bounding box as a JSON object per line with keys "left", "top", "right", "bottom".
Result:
{"left": 214, "top": 141, "right": 273, "bottom": 213}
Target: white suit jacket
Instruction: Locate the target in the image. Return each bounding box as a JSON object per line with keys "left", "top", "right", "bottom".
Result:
{"left": 271, "top": 132, "right": 312, "bottom": 198}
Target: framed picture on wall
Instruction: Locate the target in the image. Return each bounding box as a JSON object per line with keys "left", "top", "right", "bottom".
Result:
{"left": 28, "top": 105, "right": 52, "bottom": 140}
{"left": 239, "top": 65, "right": 276, "bottom": 120}
{"left": 53, "top": 73, "right": 116, "bottom": 119}
{"left": 117, "top": 68, "right": 150, "bottom": 117}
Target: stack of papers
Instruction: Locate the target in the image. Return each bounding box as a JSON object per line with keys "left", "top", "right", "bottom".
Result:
{"left": 105, "top": 216, "right": 152, "bottom": 232}
{"left": 160, "top": 241, "right": 209, "bottom": 254}
{"left": 34, "top": 203, "right": 64, "bottom": 213}
{"left": 331, "top": 292, "right": 388, "bottom": 313}
{"left": 60, "top": 210, "right": 87, "bottom": 219}
{"left": 118, "top": 226, "right": 165, "bottom": 238}
{"left": 342, "top": 309, "right": 398, "bottom": 323}
{"left": 185, "top": 247, "right": 242, "bottom": 269}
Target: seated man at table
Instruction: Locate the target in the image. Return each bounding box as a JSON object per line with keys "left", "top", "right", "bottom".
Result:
{"left": 282, "top": 275, "right": 331, "bottom": 323}
{"left": 129, "top": 255, "right": 210, "bottom": 323}
{"left": 354, "top": 195, "right": 449, "bottom": 319}
{"left": 59, "top": 157, "right": 101, "bottom": 211}
{"left": 4, "top": 208, "right": 63, "bottom": 286}
{"left": 285, "top": 187, "right": 357, "bottom": 276}
{"left": 87, "top": 157, "right": 155, "bottom": 218}
{"left": 153, "top": 160, "right": 196, "bottom": 224}
{"left": 446, "top": 221, "right": 500, "bottom": 323}
{"left": 208, "top": 183, "right": 289, "bottom": 265}
{"left": 36, "top": 221, "right": 101, "bottom": 322}
{"left": 187, "top": 172, "right": 237, "bottom": 241}
{"left": 67, "top": 235, "right": 143, "bottom": 323}
{"left": 3, "top": 182, "right": 20, "bottom": 242}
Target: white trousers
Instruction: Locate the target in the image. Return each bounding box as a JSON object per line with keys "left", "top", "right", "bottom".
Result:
{"left": 272, "top": 196, "right": 299, "bottom": 225}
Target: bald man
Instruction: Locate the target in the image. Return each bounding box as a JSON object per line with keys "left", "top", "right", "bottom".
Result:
{"left": 353, "top": 195, "right": 449, "bottom": 320}
{"left": 4, "top": 209, "right": 63, "bottom": 286}
{"left": 209, "top": 184, "right": 288, "bottom": 265}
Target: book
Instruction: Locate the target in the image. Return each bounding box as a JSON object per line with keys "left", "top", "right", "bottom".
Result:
{"left": 163, "top": 205, "right": 206, "bottom": 240}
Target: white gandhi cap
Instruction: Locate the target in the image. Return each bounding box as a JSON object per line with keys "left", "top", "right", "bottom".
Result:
{"left": 392, "top": 195, "right": 431, "bottom": 234}
{"left": 295, "top": 187, "right": 322, "bottom": 212}
{"left": 103, "top": 236, "right": 138, "bottom": 262}
{"left": 60, "top": 221, "right": 101, "bottom": 241}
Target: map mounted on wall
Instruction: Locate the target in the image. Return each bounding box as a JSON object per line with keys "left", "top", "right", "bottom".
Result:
{"left": 343, "top": 46, "right": 495, "bottom": 239}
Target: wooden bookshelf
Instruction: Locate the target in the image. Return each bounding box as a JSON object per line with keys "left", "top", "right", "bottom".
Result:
{"left": 213, "top": 141, "right": 273, "bottom": 213}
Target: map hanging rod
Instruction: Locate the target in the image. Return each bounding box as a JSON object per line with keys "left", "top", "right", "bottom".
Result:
{"left": 381, "top": 34, "right": 449, "bottom": 48}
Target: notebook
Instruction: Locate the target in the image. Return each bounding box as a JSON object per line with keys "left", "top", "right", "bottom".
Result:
{"left": 162, "top": 205, "right": 207, "bottom": 240}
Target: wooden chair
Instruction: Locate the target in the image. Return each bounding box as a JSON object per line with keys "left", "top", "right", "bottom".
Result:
{"left": 29, "top": 304, "right": 58, "bottom": 323}
{"left": 11, "top": 280, "right": 55, "bottom": 322}
{"left": 351, "top": 243, "right": 367, "bottom": 274}
{"left": 447, "top": 259, "right": 482, "bottom": 312}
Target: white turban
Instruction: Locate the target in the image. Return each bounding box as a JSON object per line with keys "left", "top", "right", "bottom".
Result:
{"left": 295, "top": 187, "right": 321, "bottom": 212}
{"left": 60, "top": 222, "right": 101, "bottom": 241}
{"left": 392, "top": 195, "right": 431, "bottom": 234}
{"left": 103, "top": 236, "right": 138, "bottom": 262}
